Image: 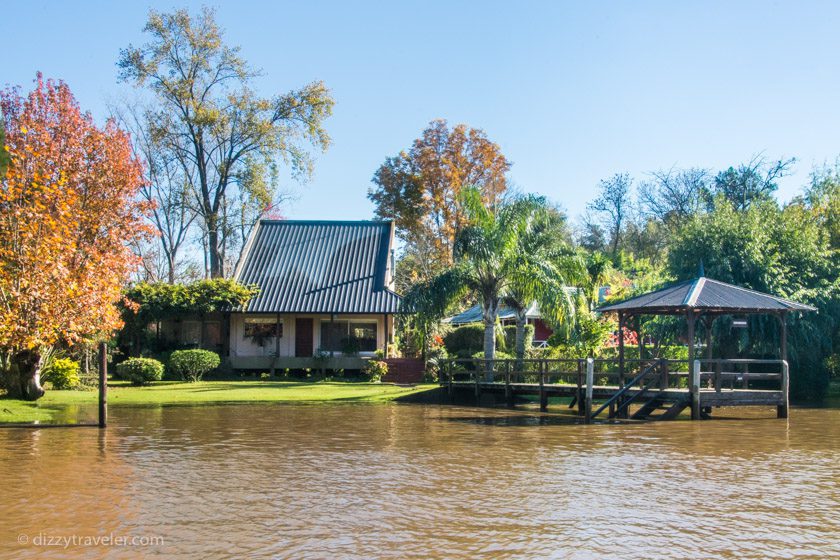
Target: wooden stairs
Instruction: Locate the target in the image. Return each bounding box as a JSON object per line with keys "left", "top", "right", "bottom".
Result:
{"left": 631, "top": 395, "right": 689, "bottom": 421}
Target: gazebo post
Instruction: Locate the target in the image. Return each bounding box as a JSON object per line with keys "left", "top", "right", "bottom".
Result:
{"left": 703, "top": 316, "right": 713, "bottom": 361}
{"left": 616, "top": 312, "right": 625, "bottom": 418}
{"left": 777, "top": 312, "right": 788, "bottom": 362}
{"left": 638, "top": 315, "right": 644, "bottom": 361}
{"left": 686, "top": 309, "right": 699, "bottom": 419}
{"left": 617, "top": 312, "right": 625, "bottom": 386}
{"left": 777, "top": 311, "right": 789, "bottom": 419}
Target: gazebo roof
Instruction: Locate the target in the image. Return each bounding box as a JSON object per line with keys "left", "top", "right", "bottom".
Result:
{"left": 596, "top": 277, "right": 817, "bottom": 315}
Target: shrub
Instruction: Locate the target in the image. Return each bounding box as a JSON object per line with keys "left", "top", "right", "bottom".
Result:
{"left": 362, "top": 360, "right": 388, "bottom": 382}
{"left": 116, "top": 358, "right": 164, "bottom": 386}
{"left": 471, "top": 350, "right": 514, "bottom": 361}
{"left": 169, "top": 349, "right": 220, "bottom": 382}
{"left": 502, "top": 324, "right": 534, "bottom": 352}
{"left": 42, "top": 358, "right": 81, "bottom": 390}
{"left": 443, "top": 324, "right": 505, "bottom": 358}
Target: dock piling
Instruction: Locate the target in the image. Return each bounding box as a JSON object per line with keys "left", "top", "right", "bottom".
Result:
{"left": 584, "top": 358, "right": 594, "bottom": 424}
{"left": 778, "top": 360, "right": 789, "bottom": 419}
{"left": 690, "top": 360, "right": 701, "bottom": 420}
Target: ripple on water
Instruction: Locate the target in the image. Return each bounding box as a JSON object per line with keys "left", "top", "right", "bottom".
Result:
{"left": 0, "top": 403, "right": 838, "bottom": 559}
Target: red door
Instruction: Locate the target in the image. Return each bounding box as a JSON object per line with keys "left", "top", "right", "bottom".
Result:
{"left": 295, "top": 318, "right": 314, "bottom": 357}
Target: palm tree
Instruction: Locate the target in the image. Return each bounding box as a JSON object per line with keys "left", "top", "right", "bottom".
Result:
{"left": 502, "top": 209, "right": 583, "bottom": 367}
{"left": 404, "top": 187, "right": 557, "bottom": 379}
{"left": 582, "top": 251, "right": 612, "bottom": 311}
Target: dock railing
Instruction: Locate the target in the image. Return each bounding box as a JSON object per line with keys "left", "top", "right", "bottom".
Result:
{"left": 441, "top": 356, "right": 789, "bottom": 420}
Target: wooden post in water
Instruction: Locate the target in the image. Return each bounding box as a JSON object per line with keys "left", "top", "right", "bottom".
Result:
{"left": 474, "top": 365, "right": 480, "bottom": 400}
{"left": 584, "top": 358, "right": 594, "bottom": 424}
{"left": 778, "top": 360, "right": 789, "bottom": 419}
{"left": 98, "top": 342, "right": 107, "bottom": 428}
{"left": 577, "top": 360, "right": 585, "bottom": 416}
{"left": 539, "top": 360, "right": 548, "bottom": 412}
{"left": 617, "top": 312, "right": 625, "bottom": 416}
{"left": 690, "top": 359, "right": 701, "bottom": 420}
{"left": 505, "top": 361, "right": 513, "bottom": 408}
{"left": 659, "top": 358, "right": 668, "bottom": 390}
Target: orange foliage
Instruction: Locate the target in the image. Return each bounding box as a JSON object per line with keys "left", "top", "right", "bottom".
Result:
{"left": 0, "top": 74, "right": 152, "bottom": 353}
{"left": 369, "top": 119, "right": 510, "bottom": 275}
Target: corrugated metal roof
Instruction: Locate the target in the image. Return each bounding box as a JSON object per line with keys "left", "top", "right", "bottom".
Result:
{"left": 596, "top": 277, "right": 817, "bottom": 314}
{"left": 445, "top": 302, "right": 541, "bottom": 324}
{"left": 234, "top": 220, "right": 401, "bottom": 314}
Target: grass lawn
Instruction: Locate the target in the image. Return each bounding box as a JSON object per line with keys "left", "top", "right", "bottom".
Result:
{"left": 0, "top": 380, "right": 439, "bottom": 424}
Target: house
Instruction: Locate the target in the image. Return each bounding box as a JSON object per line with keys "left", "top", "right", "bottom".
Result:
{"left": 227, "top": 220, "right": 401, "bottom": 371}
{"left": 445, "top": 302, "right": 554, "bottom": 347}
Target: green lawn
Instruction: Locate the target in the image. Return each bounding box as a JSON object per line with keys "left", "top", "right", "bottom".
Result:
{"left": 0, "top": 380, "right": 439, "bottom": 424}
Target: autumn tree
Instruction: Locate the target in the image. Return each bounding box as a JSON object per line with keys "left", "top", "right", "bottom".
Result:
{"left": 0, "top": 75, "right": 150, "bottom": 400}
{"left": 118, "top": 7, "right": 334, "bottom": 278}
{"left": 0, "top": 123, "right": 9, "bottom": 178}
{"left": 369, "top": 119, "right": 511, "bottom": 281}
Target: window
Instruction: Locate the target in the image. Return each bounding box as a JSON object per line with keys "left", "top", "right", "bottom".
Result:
{"left": 181, "top": 321, "right": 201, "bottom": 346}
{"left": 320, "top": 321, "right": 378, "bottom": 353}
{"left": 244, "top": 317, "right": 283, "bottom": 339}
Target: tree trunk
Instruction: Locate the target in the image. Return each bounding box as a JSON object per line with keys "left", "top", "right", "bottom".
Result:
{"left": 167, "top": 252, "right": 177, "bottom": 284}
{"left": 515, "top": 309, "right": 527, "bottom": 371}
{"left": 207, "top": 226, "right": 224, "bottom": 278}
{"left": 482, "top": 298, "right": 498, "bottom": 381}
{"left": 1, "top": 350, "right": 45, "bottom": 401}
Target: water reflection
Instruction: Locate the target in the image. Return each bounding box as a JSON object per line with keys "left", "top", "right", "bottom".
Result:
{"left": 0, "top": 403, "right": 838, "bottom": 559}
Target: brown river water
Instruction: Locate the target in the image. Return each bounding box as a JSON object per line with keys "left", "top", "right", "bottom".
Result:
{"left": 0, "top": 403, "right": 838, "bottom": 559}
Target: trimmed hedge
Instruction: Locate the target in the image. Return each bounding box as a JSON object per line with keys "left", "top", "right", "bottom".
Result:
{"left": 443, "top": 324, "right": 505, "bottom": 358}
{"left": 116, "top": 358, "right": 164, "bottom": 386}
{"left": 169, "top": 349, "right": 220, "bottom": 382}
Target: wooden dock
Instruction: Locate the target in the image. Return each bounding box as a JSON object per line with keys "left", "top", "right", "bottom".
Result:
{"left": 440, "top": 358, "right": 789, "bottom": 422}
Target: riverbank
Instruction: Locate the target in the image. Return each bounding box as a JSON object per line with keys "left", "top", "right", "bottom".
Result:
{"left": 0, "top": 381, "right": 439, "bottom": 423}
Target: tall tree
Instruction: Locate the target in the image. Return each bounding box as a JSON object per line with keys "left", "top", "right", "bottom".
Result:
{"left": 588, "top": 173, "right": 633, "bottom": 256}
{"left": 112, "top": 102, "right": 197, "bottom": 283}
{"left": 502, "top": 207, "right": 580, "bottom": 366}
{"left": 668, "top": 195, "right": 838, "bottom": 400}
{"left": 369, "top": 119, "right": 510, "bottom": 281}
{"left": 0, "top": 75, "right": 150, "bottom": 400}
{"left": 0, "top": 123, "right": 9, "bottom": 178}
{"left": 404, "top": 188, "right": 547, "bottom": 377}
{"left": 639, "top": 167, "right": 710, "bottom": 225}
{"left": 118, "top": 7, "right": 334, "bottom": 277}
{"left": 712, "top": 155, "right": 794, "bottom": 211}
{"left": 804, "top": 163, "right": 840, "bottom": 251}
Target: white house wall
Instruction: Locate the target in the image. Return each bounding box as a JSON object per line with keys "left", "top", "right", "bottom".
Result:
{"left": 230, "top": 314, "right": 386, "bottom": 359}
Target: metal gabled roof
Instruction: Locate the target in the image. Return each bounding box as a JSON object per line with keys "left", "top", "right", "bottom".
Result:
{"left": 445, "top": 302, "right": 542, "bottom": 325}
{"left": 233, "top": 220, "right": 401, "bottom": 314}
{"left": 596, "top": 277, "right": 817, "bottom": 315}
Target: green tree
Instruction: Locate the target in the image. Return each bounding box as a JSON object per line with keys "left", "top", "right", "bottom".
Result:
{"left": 502, "top": 207, "right": 581, "bottom": 366}
{"left": 712, "top": 155, "right": 794, "bottom": 211}
{"left": 804, "top": 162, "right": 840, "bottom": 251}
{"left": 404, "top": 188, "right": 551, "bottom": 378}
{"left": 668, "top": 196, "right": 838, "bottom": 400}
{"left": 118, "top": 7, "right": 334, "bottom": 277}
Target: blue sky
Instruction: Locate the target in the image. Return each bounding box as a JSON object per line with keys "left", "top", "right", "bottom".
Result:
{"left": 4, "top": 1, "right": 840, "bottom": 221}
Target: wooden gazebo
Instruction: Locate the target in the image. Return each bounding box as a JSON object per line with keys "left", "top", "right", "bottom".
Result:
{"left": 597, "top": 276, "right": 817, "bottom": 413}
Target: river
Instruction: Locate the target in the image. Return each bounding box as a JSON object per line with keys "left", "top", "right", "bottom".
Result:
{"left": 1, "top": 403, "right": 838, "bottom": 559}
